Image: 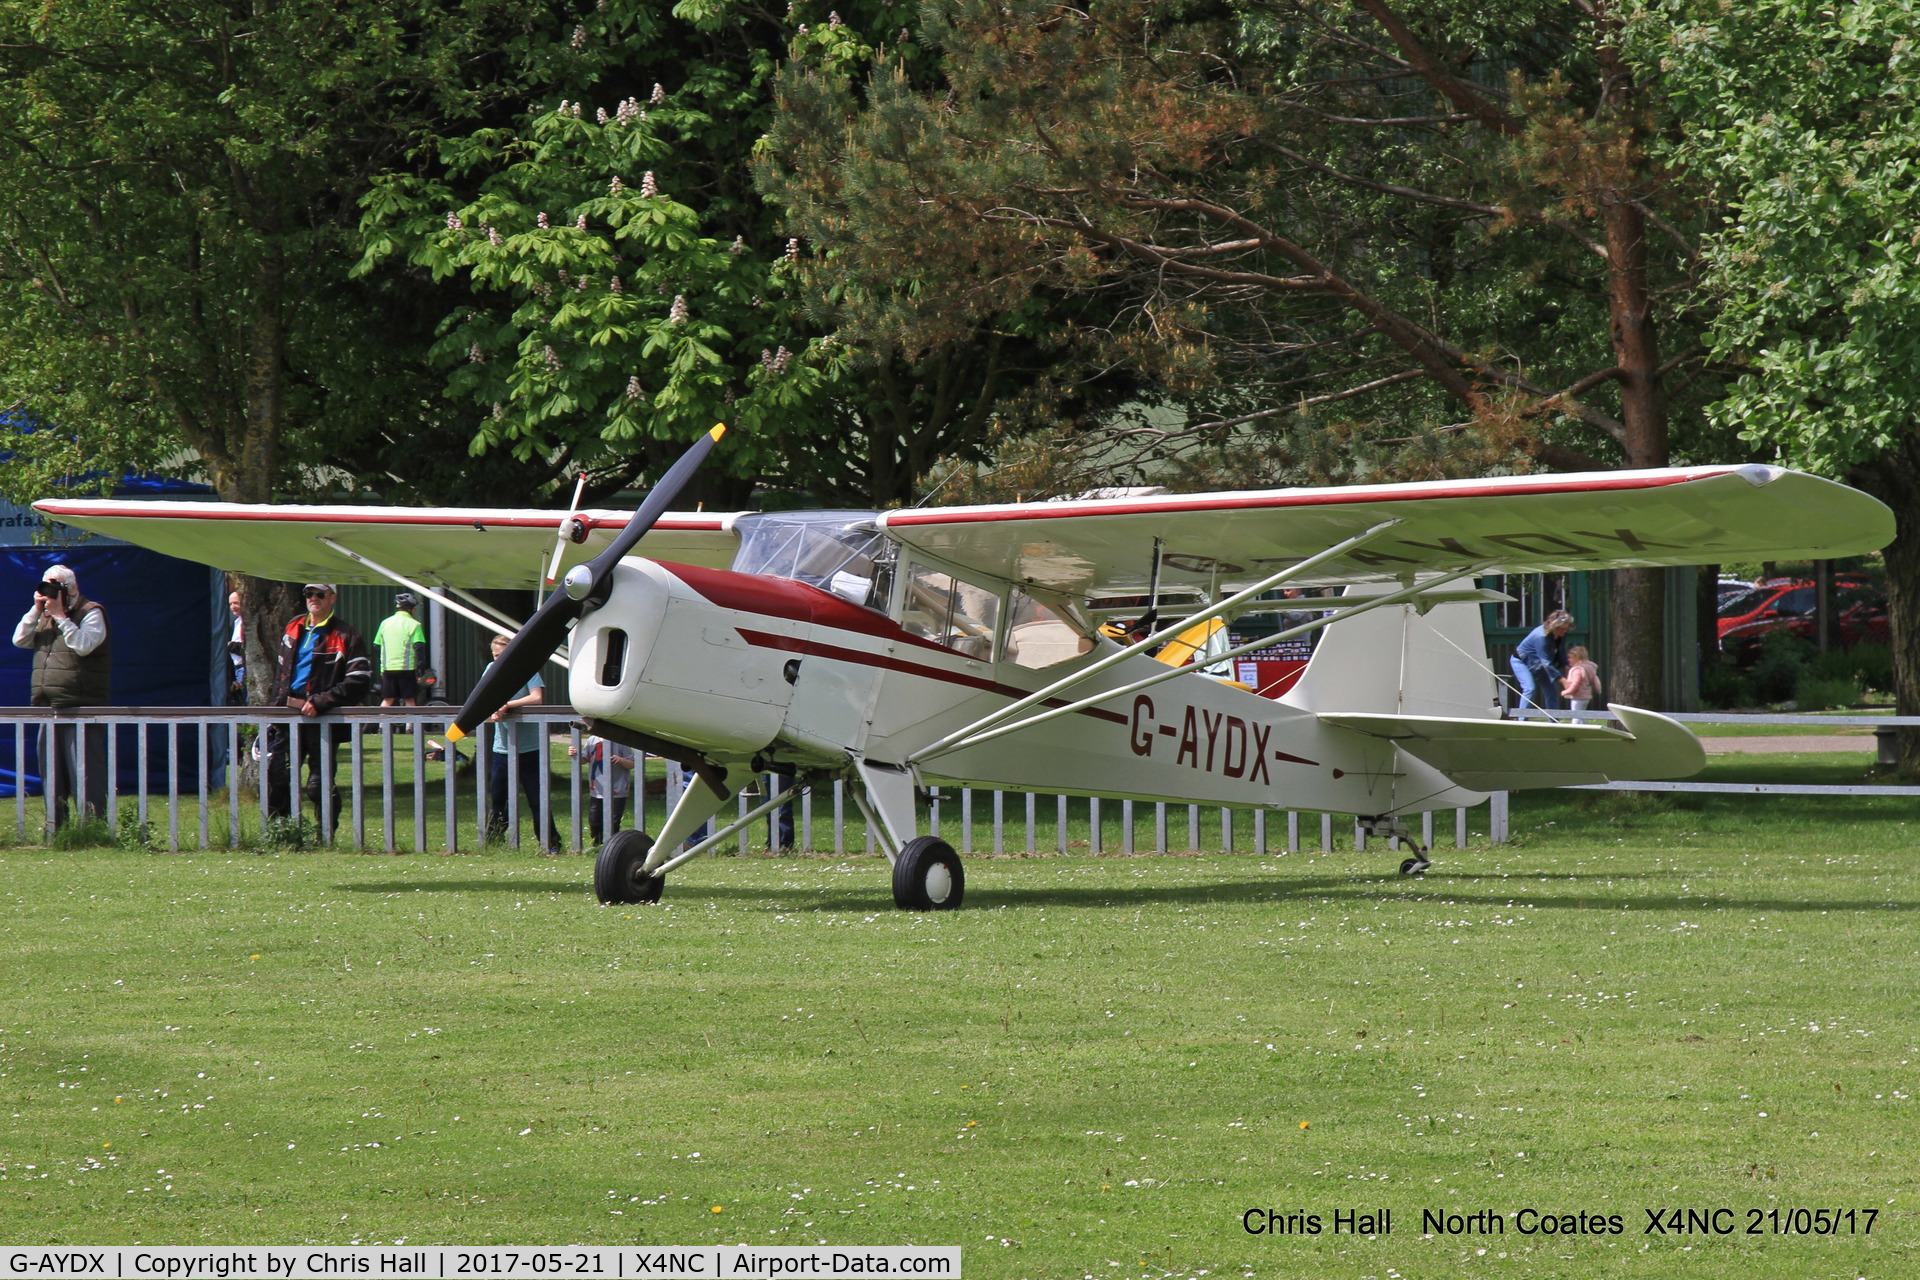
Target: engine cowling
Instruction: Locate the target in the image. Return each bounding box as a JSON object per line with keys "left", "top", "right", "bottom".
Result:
{"left": 568, "top": 560, "right": 794, "bottom": 754}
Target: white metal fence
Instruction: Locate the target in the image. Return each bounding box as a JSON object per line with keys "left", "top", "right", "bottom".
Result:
{"left": 0, "top": 705, "right": 1488, "bottom": 856}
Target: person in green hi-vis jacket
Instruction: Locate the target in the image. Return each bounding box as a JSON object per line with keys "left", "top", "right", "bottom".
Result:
{"left": 374, "top": 592, "right": 429, "bottom": 706}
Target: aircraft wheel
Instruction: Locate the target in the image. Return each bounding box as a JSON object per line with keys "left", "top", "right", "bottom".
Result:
{"left": 1398, "top": 854, "right": 1431, "bottom": 877}
{"left": 595, "top": 829, "right": 665, "bottom": 905}
{"left": 892, "top": 835, "right": 964, "bottom": 911}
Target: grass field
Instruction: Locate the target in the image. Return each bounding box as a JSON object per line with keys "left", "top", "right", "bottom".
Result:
{"left": 0, "top": 758, "right": 1914, "bottom": 1279}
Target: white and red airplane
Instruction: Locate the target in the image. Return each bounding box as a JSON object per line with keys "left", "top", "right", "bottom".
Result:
{"left": 36, "top": 432, "right": 1894, "bottom": 910}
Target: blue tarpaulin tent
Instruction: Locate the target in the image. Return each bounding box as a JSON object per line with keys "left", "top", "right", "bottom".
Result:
{"left": 0, "top": 471, "right": 227, "bottom": 800}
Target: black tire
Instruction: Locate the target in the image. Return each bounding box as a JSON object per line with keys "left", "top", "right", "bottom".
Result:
{"left": 892, "top": 835, "right": 964, "bottom": 911}
{"left": 1399, "top": 854, "right": 1431, "bottom": 877}
{"left": 595, "top": 829, "right": 664, "bottom": 904}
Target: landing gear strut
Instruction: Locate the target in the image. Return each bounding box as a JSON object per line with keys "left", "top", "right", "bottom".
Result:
{"left": 1362, "top": 816, "right": 1431, "bottom": 877}
{"left": 595, "top": 829, "right": 665, "bottom": 904}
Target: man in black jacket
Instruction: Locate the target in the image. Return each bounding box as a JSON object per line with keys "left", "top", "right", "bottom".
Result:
{"left": 265, "top": 584, "right": 371, "bottom": 837}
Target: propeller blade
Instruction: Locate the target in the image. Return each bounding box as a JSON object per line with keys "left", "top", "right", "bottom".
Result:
{"left": 445, "top": 424, "right": 728, "bottom": 741}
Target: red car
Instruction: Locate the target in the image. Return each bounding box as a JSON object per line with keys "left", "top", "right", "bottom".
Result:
{"left": 1718, "top": 577, "right": 1887, "bottom": 658}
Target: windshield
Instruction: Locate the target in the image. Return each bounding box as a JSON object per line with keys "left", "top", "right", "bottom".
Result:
{"left": 730, "top": 510, "right": 892, "bottom": 612}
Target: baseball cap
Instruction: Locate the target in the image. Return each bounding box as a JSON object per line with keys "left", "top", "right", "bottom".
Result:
{"left": 302, "top": 583, "right": 338, "bottom": 595}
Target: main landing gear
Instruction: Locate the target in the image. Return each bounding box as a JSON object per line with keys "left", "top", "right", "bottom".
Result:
{"left": 594, "top": 829, "right": 665, "bottom": 904}
{"left": 892, "top": 836, "right": 965, "bottom": 911}
{"left": 1359, "top": 816, "right": 1431, "bottom": 877}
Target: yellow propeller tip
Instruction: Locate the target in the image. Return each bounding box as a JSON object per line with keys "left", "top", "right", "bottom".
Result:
{"left": 709, "top": 423, "right": 727, "bottom": 441}
{"left": 445, "top": 726, "right": 466, "bottom": 743}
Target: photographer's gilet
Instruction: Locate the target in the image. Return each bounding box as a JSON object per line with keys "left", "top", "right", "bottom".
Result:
{"left": 29, "top": 599, "right": 112, "bottom": 707}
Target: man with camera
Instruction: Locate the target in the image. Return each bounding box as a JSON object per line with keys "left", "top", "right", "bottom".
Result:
{"left": 10, "top": 564, "right": 110, "bottom": 827}
{"left": 266, "top": 583, "right": 370, "bottom": 837}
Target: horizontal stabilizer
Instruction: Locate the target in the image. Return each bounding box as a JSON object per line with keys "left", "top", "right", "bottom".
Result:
{"left": 1320, "top": 705, "right": 1705, "bottom": 790}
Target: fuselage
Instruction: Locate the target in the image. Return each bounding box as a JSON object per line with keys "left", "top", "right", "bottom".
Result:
{"left": 568, "top": 558, "right": 1483, "bottom": 817}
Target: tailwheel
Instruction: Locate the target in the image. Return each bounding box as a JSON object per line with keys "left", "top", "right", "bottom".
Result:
{"left": 595, "top": 829, "right": 665, "bottom": 905}
{"left": 1398, "top": 852, "right": 1432, "bottom": 877}
{"left": 892, "top": 835, "right": 964, "bottom": 911}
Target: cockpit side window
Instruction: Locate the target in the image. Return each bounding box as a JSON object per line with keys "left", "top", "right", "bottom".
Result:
{"left": 1006, "top": 587, "right": 1094, "bottom": 669}
{"left": 901, "top": 561, "right": 1000, "bottom": 659}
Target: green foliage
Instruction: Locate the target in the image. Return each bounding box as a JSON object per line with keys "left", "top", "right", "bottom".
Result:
{"left": 1699, "top": 656, "right": 1754, "bottom": 710}
{"left": 1634, "top": 0, "right": 1920, "bottom": 474}
{"left": 0, "top": 0, "right": 579, "bottom": 504}
{"left": 49, "top": 816, "right": 118, "bottom": 850}
{"left": 762, "top": 0, "right": 1732, "bottom": 493}
{"left": 1749, "top": 628, "right": 1816, "bottom": 704}
{"left": 1795, "top": 673, "right": 1861, "bottom": 712}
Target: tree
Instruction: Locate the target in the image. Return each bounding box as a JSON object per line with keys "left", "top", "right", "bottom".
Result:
{"left": 0, "top": 0, "right": 588, "bottom": 697}
{"left": 765, "top": 0, "right": 1732, "bottom": 704}
{"left": 362, "top": 0, "right": 1099, "bottom": 509}
{"left": 1635, "top": 0, "right": 1920, "bottom": 763}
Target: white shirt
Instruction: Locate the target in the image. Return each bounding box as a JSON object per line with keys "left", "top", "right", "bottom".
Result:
{"left": 12, "top": 600, "right": 108, "bottom": 656}
{"left": 230, "top": 614, "right": 245, "bottom": 673}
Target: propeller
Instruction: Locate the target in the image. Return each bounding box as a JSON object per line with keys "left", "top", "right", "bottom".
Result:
{"left": 445, "top": 424, "right": 727, "bottom": 743}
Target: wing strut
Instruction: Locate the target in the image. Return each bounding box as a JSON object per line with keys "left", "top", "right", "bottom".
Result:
{"left": 316, "top": 536, "right": 570, "bottom": 669}
{"left": 905, "top": 518, "right": 1404, "bottom": 765}
{"left": 915, "top": 562, "right": 1494, "bottom": 761}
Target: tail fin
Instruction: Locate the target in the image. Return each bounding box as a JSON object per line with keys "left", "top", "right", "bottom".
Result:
{"left": 1278, "top": 583, "right": 1498, "bottom": 719}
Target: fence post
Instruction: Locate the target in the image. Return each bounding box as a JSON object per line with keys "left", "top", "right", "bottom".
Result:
{"left": 1155, "top": 802, "right": 1167, "bottom": 854}
{"left": 15, "top": 722, "right": 26, "bottom": 842}
{"left": 256, "top": 717, "right": 269, "bottom": 839}
{"left": 1491, "top": 792, "right": 1510, "bottom": 844}
{"left": 1354, "top": 819, "right": 1364, "bottom": 853}
{"left": 1288, "top": 811, "right": 1299, "bottom": 853}
{"left": 994, "top": 791, "right": 1004, "bottom": 856}
{"left": 170, "top": 721, "right": 184, "bottom": 849}
{"left": 198, "top": 719, "right": 211, "bottom": 851}
{"left": 226, "top": 722, "right": 239, "bottom": 848}
{"left": 1320, "top": 813, "right": 1331, "bottom": 852}
{"left": 1122, "top": 799, "right": 1133, "bottom": 856}
{"left": 1422, "top": 810, "right": 1434, "bottom": 851}
{"left": 381, "top": 723, "right": 395, "bottom": 852}
{"left": 1090, "top": 797, "right": 1101, "bottom": 853}
{"left": 1188, "top": 805, "right": 1199, "bottom": 853}
{"left": 1254, "top": 809, "right": 1266, "bottom": 854}
{"left": 961, "top": 788, "right": 972, "bottom": 855}
{"left": 44, "top": 718, "right": 58, "bottom": 839}
{"left": 107, "top": 719, "right": 120, "bottom": 830}
{"left": 444, "top": 717, "right": 458, "bottom": 856}
{"left": 1057, "top": 795, "right": 1067, "bottom": 854}
{"left": 414, "top": 720, "right": 428, "bottom": 854}
{"left": 1456, "top": 807, "right": 1466, "bottom": 849}
{"left": 834, "top": 779, "right": 845, "bottom": 855}
{"left": 1221, "top": 808, "right": 1232, "bottom": 853}
{"left": 351, "top": 725, "right": 365, "bottom": 852}
{"left": 476, "top": 721, "right": 490, "bottom": 845}
{"left": 1026, "top": 792, "right": 1036, "bottom": 854}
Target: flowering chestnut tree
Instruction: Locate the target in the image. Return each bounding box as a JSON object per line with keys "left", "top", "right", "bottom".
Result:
{"left": 359, "top": 93, "right": 839, "bottom": 500}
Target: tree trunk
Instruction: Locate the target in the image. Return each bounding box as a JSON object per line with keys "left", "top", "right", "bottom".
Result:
{"left": 1597, "top": 16, "right": 1671, "bottom": 712}
{"left": 1851, "top": 439, "right": 1920, "bottom": 777}
{"left": 240, "top": 579, "right": 302, "bottom": 707}
{"left": 1608, "top": 569, "right": 1665, "bottom": 709}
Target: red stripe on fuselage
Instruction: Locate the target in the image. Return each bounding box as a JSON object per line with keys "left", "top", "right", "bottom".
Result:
{"left": 665, "top": 561, "right": 961, "bottom": 658}
{"left": 663, "top": 562, "right": 1130, "bottom": 724}
{"left": 734, "top": 629, "right": 1129, "bottom": 725}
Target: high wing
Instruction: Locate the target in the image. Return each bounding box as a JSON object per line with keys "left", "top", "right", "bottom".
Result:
{"left": 30, "top": 499, "right": 745, "bottom": 589}
{"left": 879, "top": 465, "right": 1893, "bottom": 595}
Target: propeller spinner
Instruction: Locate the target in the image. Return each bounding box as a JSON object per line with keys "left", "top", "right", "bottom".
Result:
{"left": 445, "top": 424, "right": 728, "bottom": 743}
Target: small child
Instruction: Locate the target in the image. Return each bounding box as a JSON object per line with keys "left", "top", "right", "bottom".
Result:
{"left": 1560, "top": 644, "right": 1602, "bottom": 713}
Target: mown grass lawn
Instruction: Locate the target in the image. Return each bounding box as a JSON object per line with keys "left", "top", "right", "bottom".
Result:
{"left": 0, "top": 762, "right": 1914, "bottom": 1280}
